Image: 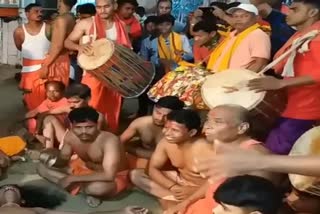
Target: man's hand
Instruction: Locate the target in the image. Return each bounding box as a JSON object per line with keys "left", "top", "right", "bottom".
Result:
{"left": 58, "top": 176, "right": 75, "bottom": 190}
{"left": 193, "top": 9, "right": 203, "bottom": 18}
{"left": 247, "top": 76, "right": 285, "bottom": 92}
{"left": 212, "top": 6, "right": 226, "bottom": 19}
{"left": 194, "top": 143, "right": 263, "bottom": 183}
{"left": 257, "top": 3, "right": 273, "bottom": 18}
{"left": 170, "top": 185, "right": 197, "bottom": 201}
{"left": 164, "top": 201, "right": 189, "bottom": 214}
{"left": 79, "top": 44, "right": 94, "bottom": 56}
{"left": 39, "top": 65, "right": 49, "bottom": 79}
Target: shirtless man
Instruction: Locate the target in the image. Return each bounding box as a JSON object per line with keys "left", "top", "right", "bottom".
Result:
{"left": 13, "top": 3, "right": 51, "bottom": 110}
{"left": 64, "top": 0, "right": 131, "bottom": 133}
{"left": 35, "top": 83, "right": 107, "bottom": 148}
{"left": 40, "top": 0, "right": 77, "bottom": 83}
{"left": 37, "top": 107, "right": 129, "bottom": 207}
{"left": 130, "top": 109, "right": 212, "bottom": 208}
{"left": 120, "top": 96, "right": 184, "bottom": 169}
{"left": 0, "top": 184, "right": 149, "bottom": 214}
{"left": 165, "top": 104, "right": 282, "bottom": 214}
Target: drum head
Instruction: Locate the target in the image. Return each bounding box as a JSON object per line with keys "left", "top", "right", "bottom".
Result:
{"left": 78, "top": 38, "right": 115, "bottom": 70}
{"left": 201, "top": 69, "right": 266, "bottom": 110}
{"left": 289, "top": 126, "right": 320, "bottom": 194}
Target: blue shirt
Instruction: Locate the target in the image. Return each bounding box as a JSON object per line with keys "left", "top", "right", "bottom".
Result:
{"left": 149, "top": 34, "right": 193, "bottom": 70}
{"left": 264, "top": 9, "right": 296, "bottom": 57}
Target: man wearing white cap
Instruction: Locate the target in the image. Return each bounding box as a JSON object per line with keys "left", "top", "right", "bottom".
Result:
{"left": 206, "top": 3, "right": 271, "bottom": 73}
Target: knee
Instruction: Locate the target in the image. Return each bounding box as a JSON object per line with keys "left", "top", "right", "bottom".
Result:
{"left": 129, "top": 169, "right": 145, "bottom": 187}
{"left": 85, "top": 182, "right": 116, "bottom": 197}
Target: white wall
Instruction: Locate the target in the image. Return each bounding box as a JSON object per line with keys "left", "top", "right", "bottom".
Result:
{"left": 0, "top": 18, "right": 22, "bottom": 65}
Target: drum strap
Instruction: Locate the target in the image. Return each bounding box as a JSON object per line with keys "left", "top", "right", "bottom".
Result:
{"left": 258, "top": 30, "right": 320, "bottom": 76}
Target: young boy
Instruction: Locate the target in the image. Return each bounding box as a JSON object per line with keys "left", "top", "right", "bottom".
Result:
{"left": 25, "top": 81, "right": 68, "bottom": 138}
{"left": 213, "top": 175, "right": 282, "bottom": 214}
{"left": 149, "top": 14, "right": 193, "bottom": 72}
{"left": 35, "top": 83, "right": 107, "bottom": 148}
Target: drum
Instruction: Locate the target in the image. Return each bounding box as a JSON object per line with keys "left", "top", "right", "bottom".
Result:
{"left": 201, "top": 69, "right": 286, "bottom": 140}
{"left": 78, "top": 38, "right": 155, "bottom": 98}
{"left": 148, "top": 65, "right": 210, "bottom": 109}
{"left": 289, "top": 126, "right": 320, "bottom": 196}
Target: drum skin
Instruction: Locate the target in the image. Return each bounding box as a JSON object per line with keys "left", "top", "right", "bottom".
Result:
{"left": 201, "top": 69, "right": 287, "bottom": 141}
{"left": 78, "top": 38, "right": 155, "bottom": 98}
{"left": 289, "top": 126, "right": 320, "bottom": 196}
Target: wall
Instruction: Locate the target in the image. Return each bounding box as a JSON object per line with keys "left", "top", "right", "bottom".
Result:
{"left": 0, "top": 17, "right": 21, "bottom": 65}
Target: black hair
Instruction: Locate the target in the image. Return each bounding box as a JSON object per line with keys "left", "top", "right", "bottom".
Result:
{"left": 137, "top": 6, "right": 146, "bottom": 17}
{"left": 144, "top": 15, "right": 158, "bottom": 25}
{"left": 156, "top": 96, "right": 184, "bottom": 110}
{"left": 25, "top": 3, "right": 41, "bottom": 12}
{"left": 294, "top": 0, "right": 320, "bottom": 9}
{"left": 157, "top": 0, "right": 172, "bottom": 7}
{"left": 156, "top": 14, "right": 175, "bottom": 25}
{"left": 193, "top": 20, "right": 217, "bottom": 33}
{"left": 78, "top": 3, "right": 96, "bottom": 15}
{"left": 44, "top": 80, "right": 65, "bottom": 91}
{"left": 68, "top": 106, "right": 99, "bottom": 124}
{"left": 117, "top": 0, "right": 139, "bottom": 8}
{"left": 167, "top": 109, "right": 201, "bottom": 132}
{"left": 63, "top": 0, "right": 77, "bottom": 8}
{"left": 1, "top": 184, "right": 67, "bottom": 209}
{"left": 214, "top": 175, "right": 282, "bottom": 214}
{"left": 64, "top": 83, "right": 91, "bottom": 99}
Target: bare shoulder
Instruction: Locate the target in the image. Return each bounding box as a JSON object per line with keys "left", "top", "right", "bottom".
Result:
{"left": 191, "top": 138, "right": 212, "bottom": 151}
{"left": 131, "top": 116, "right": 153, "bottom": 127}
{"left": 100, "top": 131, "right": 120, "bottom": 144}
{"left": 250, "top": 143, "right": 271, "bottom": 155}
{"left": 14, "top": 26, "right": 23, "bottom": 34}
{"left": 78, "top": 17, "right": 93, "bottom": 27}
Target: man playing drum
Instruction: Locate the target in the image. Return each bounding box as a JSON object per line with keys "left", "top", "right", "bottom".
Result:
{"left": 120, "top": 96, "right": 184, "bottom": 169}
{"left": 248, "top": 0, "right": 320, "bottom": 155}
{"left": 64, "top": 0, "right": 131, "bottom": 133}
{"left": 166, "top": 105, "right": 281, "bottom": 214}
{"left": 206, "top": 3, "right": 271, "bottom": 73}
{"left": 130, "top": 110, "right": 211, "bottom": 210}
{"left": 37, "top": 107, "right": 129, "bottom": 208}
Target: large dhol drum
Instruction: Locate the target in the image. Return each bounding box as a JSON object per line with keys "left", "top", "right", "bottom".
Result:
{"left": 78, "top": 38, "right": 155, "bottom": 98}
{"left": 201, "top": 69, "right": 286, "bottom": 139}
{"left": 289, "top": 126, "right": 320, "bottom": 196}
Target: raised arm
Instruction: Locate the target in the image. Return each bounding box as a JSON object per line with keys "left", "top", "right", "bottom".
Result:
{"left": 64, "top": 19, "right": 87, "bottom": 52}
{"left": 148, "top": 140, "right": 174, "bottom": 189}
{"left": 13, "top": 26, "right": 24, "bottom": 51}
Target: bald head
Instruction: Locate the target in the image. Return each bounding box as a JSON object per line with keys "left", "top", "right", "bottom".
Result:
{"left": 213, "top": 104, "right": 251, "bottom": 125}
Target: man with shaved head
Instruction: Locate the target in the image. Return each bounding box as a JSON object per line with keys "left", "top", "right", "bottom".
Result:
{"left": 166, "top": 104, "right": 281, "bottom": 214}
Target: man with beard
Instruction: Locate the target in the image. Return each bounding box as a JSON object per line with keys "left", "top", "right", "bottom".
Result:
{"left": 37, "top": 107, "right": 129, "bottom": 207}
{"left": 247, "top": 0, "right": 320, "bottom": 155}
{"left": 120, "top": 96, "right": 184, "bottom": 169}
{"left": 64, "top": 0, "right": 131, "bottom": 133}
{"left": 13, "top": 3, "right": 51, "bottom": 111}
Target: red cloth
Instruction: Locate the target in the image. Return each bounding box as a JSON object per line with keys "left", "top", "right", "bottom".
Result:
{"left": 116, "top": 14, "right": 142, "bottom": 39}
{"left": 273, "top": 21, "right": 320, "bottom": 120}
{"left": 20, "top": 55, "right": 70, "bottom": 111}
{"left": 27, "top": 98, "right": 68, "bottom": 134}
{"left": 83, "top": 15, "right": 131, "bottom": 132}
{"left": 193, "top": 45, "right": 211, "bottom": 64}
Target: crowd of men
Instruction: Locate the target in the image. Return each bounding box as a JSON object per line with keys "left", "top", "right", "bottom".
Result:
{"left": 1, "top": 0, "right": 320, "bottom": 213}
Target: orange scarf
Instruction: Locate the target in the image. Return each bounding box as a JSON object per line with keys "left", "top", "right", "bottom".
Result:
{"left": 206, "top": 23, "right": 260, "bottom": 72}
{"left": 158, "top": 32, "right": 183, "bottom": 63}
{"left": 90, "top": 14, "right": 132, "bottom": 48}
{"left": 116, "top": 14, "right": 142, "bottom": 39}
{"left": 273, "top": 21, "right": 320, "bottom": 73}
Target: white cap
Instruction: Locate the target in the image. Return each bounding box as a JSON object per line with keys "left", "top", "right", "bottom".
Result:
{"left": 227, "top": 3, "right": 259, "bottom": 15}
